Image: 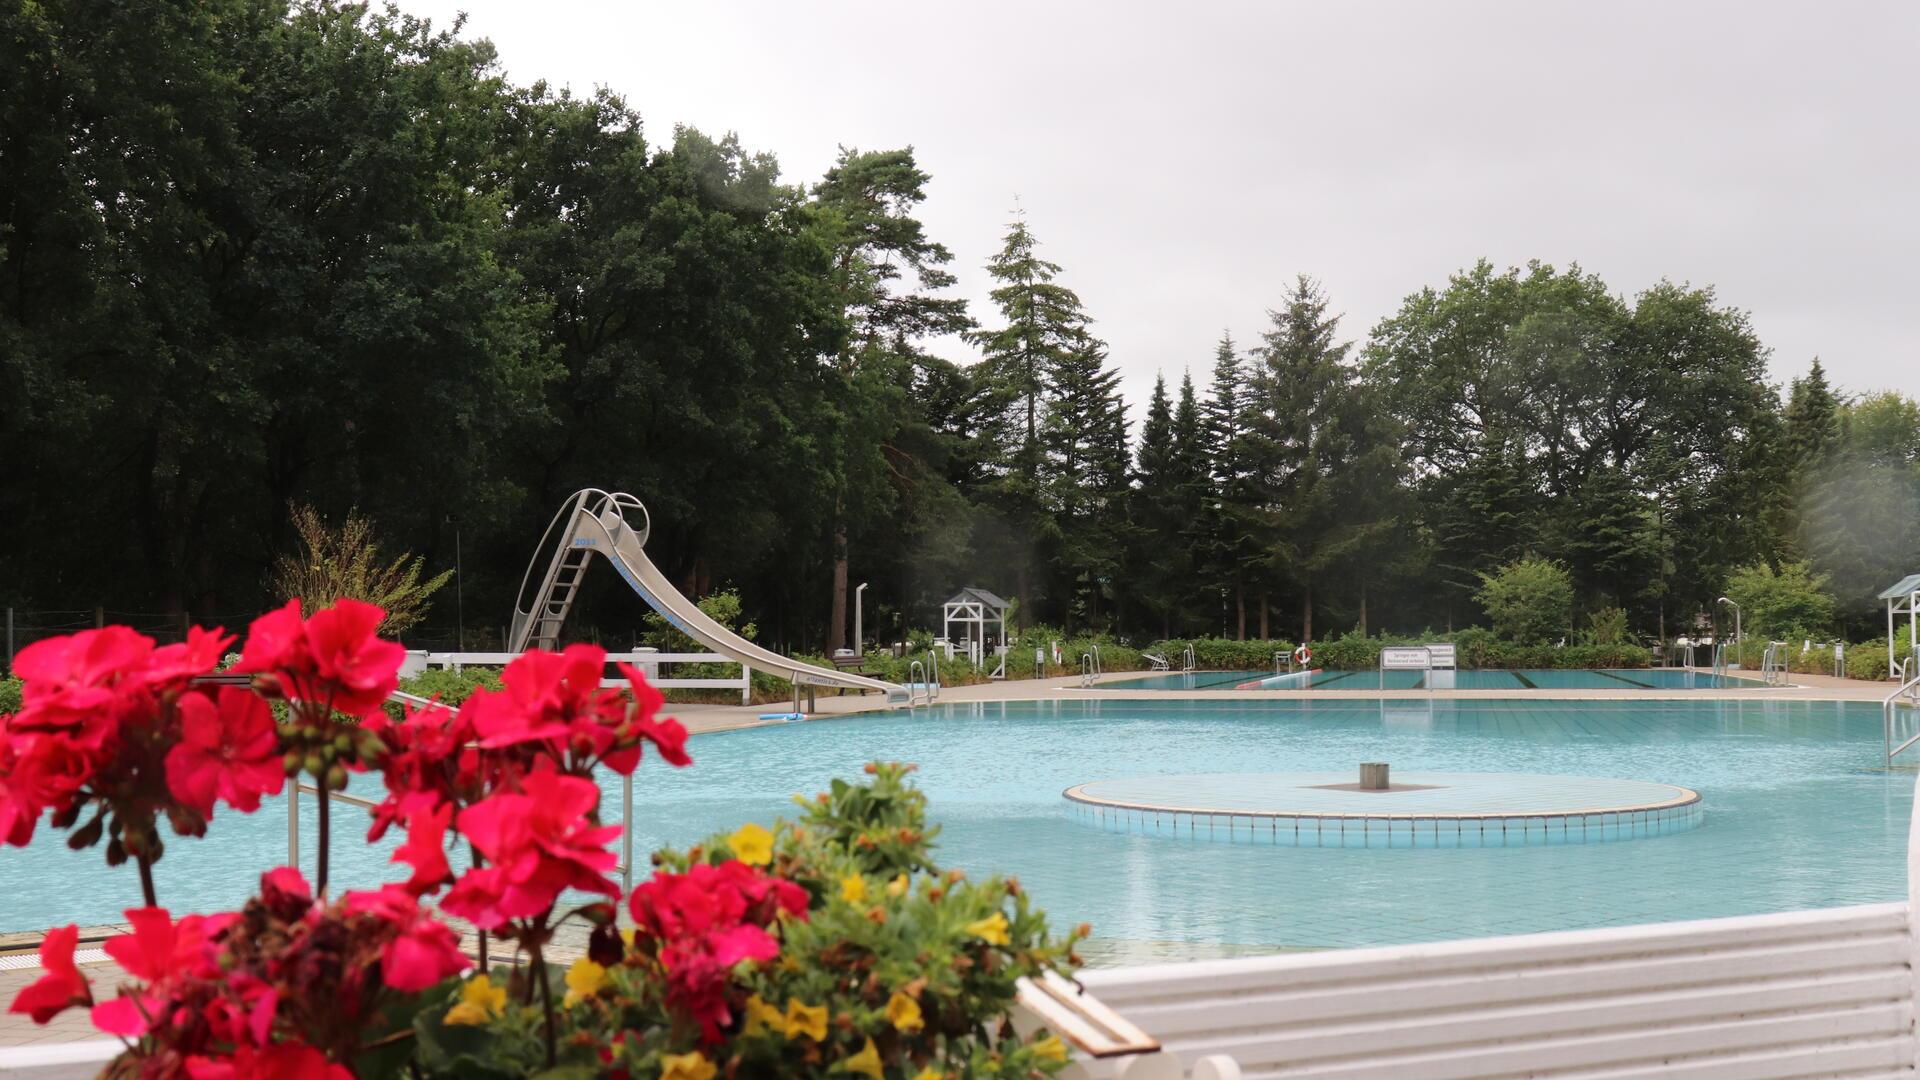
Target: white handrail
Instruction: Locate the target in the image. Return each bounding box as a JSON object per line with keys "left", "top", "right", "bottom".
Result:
{"left": 1181, "top": 644, "right": 1196, "bottom": 673}
{"left": 1080, "top": 653, "right": 1096, "bottom": 687}
{"left": 1884, "top": 668, "right": 1920, "bottom": 764}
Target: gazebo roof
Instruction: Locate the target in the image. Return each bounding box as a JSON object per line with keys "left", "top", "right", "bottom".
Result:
{"left": 1879, "top": 575, "right": 1920, "bottom": 601}
{"left": 943, "top": 587, "right": 1010, "bottom": 612}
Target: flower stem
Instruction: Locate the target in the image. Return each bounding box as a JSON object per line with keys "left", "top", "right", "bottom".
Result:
{"left": 315, "top": 773, "right": 331, "bottom": 898}
{"left": 529, "top": 937, "right": 557, "bottom": 1067}
{"left": 135, "top": 850, "right": 158, "bottom": 908}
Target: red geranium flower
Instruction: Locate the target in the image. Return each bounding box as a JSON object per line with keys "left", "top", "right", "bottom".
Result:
{"left": 166, "top": 686, "right": 286, "bottom": 817}
{"left": 391, "top": 801, "right": 454, "bottom": 897}
{"left": 342, "top": 885, "right": 469, "bottom": 992}
{"left": 236, "top": 599, "right": 403, "bottom": 719}
{"left": 6, "top": 924, "right": 91, "bottom": 1023}
{"left": 441, "top": 767, "right": 621, "bottom": 928}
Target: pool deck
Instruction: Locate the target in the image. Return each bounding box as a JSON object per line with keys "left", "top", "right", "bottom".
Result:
{"left": 1, "top": 667, "right": 1905, "bottom": 1049}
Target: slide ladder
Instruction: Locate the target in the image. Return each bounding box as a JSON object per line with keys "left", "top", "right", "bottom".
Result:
{"left": 510, "top": 490, "right": 907, "bottom": 702}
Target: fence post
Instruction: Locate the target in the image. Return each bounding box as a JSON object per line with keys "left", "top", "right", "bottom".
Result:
{"left": 741, "top": 663, "right": 752, "bottom": 706}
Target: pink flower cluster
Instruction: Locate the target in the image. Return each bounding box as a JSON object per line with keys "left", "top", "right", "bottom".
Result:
{"left": 627, "top": 861, "right": 809, "bottom": 1042}
{"left": 0, "top": 624, "right": 280, "bottom": 854}
{"left": 10, "top": 869, "right": 466, "bottom": 1076}
{"left": 0, "top": 602, "right": 717, "bottom": 1073}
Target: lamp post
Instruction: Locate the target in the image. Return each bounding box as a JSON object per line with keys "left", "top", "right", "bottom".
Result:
{"left": 450, "top": 515, "right": 464, "bottom": 652}
{"left": 1717, "top": 597, "right": 1740, "bottom": 654}
{"left": 854, "top": 582, "right": 868, "bottom": 655}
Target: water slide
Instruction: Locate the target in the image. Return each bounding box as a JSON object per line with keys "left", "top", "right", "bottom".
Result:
{"left": 509, "top": 490, "right": 906, "bottom": 701}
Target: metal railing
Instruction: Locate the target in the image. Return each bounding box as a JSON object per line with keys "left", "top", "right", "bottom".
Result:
{"left": 1274, "top": 651, "right": 1295, "bottom": 675}
{"left": 1711, "top": 642, "right": 1727, "bottom": 678}
{"left": 1883, "top": 659, "right": 1920, "bottom": 765}
{"left": 1080, "top": 653, "right": 1096, "bottom": 687}
{"left": 906, "top": 660, "right": 929, "bottom": 707}
{"left": 1089, "top": 645, "right": 1103, "bottom": 678}
{"left": 1181, "top": 645, "right": 1196, "bottom": 673}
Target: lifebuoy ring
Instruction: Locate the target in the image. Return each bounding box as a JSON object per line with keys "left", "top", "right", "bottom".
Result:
{"left": 1293, "top": 644, "right": 1312, "bottom": 666}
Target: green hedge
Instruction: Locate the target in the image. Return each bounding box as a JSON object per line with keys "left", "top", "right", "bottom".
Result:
{"left": 1222, "top": 629, "right": 1655, "bottom": 671}
{"left": 0, "top": 675, "right": 21, "bottom": 715}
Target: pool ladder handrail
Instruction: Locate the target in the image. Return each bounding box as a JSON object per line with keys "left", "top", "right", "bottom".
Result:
{"left": 1079, "top": 653, "right": 1096, "bottom": 687}
{"left": 907, "top": 659, "right": 928, "bottom": 707}
{"left": 1760, "top": 641, "right": 1791, "bottom": 687}
{"left": 1274, "top": 651, "right": 1296, "bottom": 675}
{"left": 1882, "top": 659, "right": 1920, "bottom": 764}
{"left": 1181, "top": 644, "right": 1196, "bottom": 673}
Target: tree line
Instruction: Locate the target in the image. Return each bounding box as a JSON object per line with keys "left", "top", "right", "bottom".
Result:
{"left": 4, "top": 1, "right": 1916, "bottom": 653}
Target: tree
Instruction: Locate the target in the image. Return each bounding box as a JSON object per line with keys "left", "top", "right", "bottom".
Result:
{"left": 1041, "top": 331, "right": 1130, "bottom": 629}
{"left": 1799, "top": 391, "right": 1920, "bottom": 637}
{"left": 1723, "top": 561, "right": 1836, "bottom": 640}
{"left": 1476, "top": 557, "right": 1575, "bottom": 645}
{"left": 1243, "top": 276, "right": 1382, "bottom": 642}
{"left": 809, "top": 147, "right": 974, "bottom": 652}
{"left": 1200, "top": 333, "right": 1262, "bottom": 636}
{"left": 968, "top": 213, "right": 1097, "bottom": 628}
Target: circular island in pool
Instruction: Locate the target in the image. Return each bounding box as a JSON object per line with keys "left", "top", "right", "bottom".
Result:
{"left": 1063, "top": 770, "right": 1703, "bottom": 848}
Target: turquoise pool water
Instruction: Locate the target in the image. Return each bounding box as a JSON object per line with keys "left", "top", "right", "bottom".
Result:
{"left": 0, "top": 698, "right": 1905, "bottom": 956}
{"left": 1104, "top": 668, "right": 1767, "bottom": 690}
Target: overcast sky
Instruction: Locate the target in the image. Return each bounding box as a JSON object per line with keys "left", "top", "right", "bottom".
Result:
{"left": 409, "top": 0, "right": 1917, "bottom": 419}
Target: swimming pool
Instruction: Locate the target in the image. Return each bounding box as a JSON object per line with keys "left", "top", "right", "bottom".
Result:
{"left": 1, "top": 697, "right": 1901, "bottom": 965}
{"left": 1103, "top": 668, "right": 1767, "bottom": 690}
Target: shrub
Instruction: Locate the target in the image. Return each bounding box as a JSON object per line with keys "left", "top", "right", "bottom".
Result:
{"left": 1847, "top": 639, "right": 1917, "bottom": 681}
{"left": 393, "top": 665, "right": 504, "bottom": 710}
{"left": 1583, "top": 607, "right": 1631, "bottom": 646}
{"left": 1476, "top": 557, "right": 1573, "bottom": 644}
{"left": 1723, "top": 561, "right": 1836, "bottom": 641}
{"left": 0, "top": 675, "right": 20, "bottom": 714}
{"left": 269, "top": 504, "right": 451, "bottom": 635}
{"left": 1144, "top": 638, "right": 1300, "bottom": 670}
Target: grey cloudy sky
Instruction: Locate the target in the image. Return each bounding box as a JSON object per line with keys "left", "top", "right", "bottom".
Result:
{"left": 410, "top": 0, "right": 1917, "bottom": 416}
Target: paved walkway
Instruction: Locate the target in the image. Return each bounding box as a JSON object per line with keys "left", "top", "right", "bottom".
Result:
{"left": 3, "top": 667, "right": 1907, "bottom": 1049}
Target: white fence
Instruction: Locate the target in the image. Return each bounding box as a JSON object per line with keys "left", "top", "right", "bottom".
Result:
{"left": 404, "top": 649, "right": 752, "bottom": 705}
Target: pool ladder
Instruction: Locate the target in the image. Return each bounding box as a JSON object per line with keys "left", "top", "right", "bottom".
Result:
{"left": 1887, "top": 658, "right": 1920, "bottom": 765}
{"left": 905, "top": 649, "right": 942, "bottom": 707}
{"left": 1079, "top": 646, "right": 1103, "bottom": 687}
{"left": 1760, "top": 642, "right": 1791, "bottom": 687}
{"left": 1181, "top": 644, "right": 1196, "bottom": 673}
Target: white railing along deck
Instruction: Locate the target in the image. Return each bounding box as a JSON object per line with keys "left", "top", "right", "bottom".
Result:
{"left": 407, "top": 649, "right": 753, "bottom": 705}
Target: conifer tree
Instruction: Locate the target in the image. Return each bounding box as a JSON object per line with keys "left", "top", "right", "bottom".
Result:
{"left": 811, "top": 148, "right": 973, "bottom": 651}
{"left": 969, "top": 212, "right": 1097, "bottom": 626}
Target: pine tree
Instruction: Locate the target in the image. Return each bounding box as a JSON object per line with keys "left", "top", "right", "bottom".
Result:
{"left": 1244, "top": 276, "right": 1356, "bottom": 641}
{"left": 810, "top": 148, "right": 974, "bottom": 652}
{"left": 1784, "top": 359, "right": 1841, "bottom": 468}
{"left": 1193, "top": 334, "right": 1258, "bottom": 635}
{"left": 968, "top": 212, "right": 1097, "bottom": 626}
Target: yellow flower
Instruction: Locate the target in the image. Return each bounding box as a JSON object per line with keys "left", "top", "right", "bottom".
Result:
{"left": 965, "top": 911, "right": 1010, "bottom": 946}
{"left": 840, "top": 873, "right": 868, "bottom": 904}
{"left": 743, "top": 993, "right": 786, "bottom": 1037}
{"left": 1032, "top": 1035, "right": 1069, "bottom": 1063}
{"left": 911, "top": 1069, "right": 948, "bottom": 1080}
{"left": 785, "top": 998, "right": 829, "bottom": 1041}
{"left": 660, "top": 1050, "right": 717, "bottom": 1080}
{"left": 887, "top": 873, "right": 910, "bottom": 898}
{"left": 443, "top": 974, "right": 507, "bottom": 1025}
{"left": 562, "top": 957, "right": 610, "bottom": 1007}
{"left": 729, "top": 822, "right": 774, "bottom": 866}
{"left": 838, "top": 1037, "right": 885, "bottom": 1079}
{"left": 886, "top": 990, "right": 925, "bottom": 1033}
